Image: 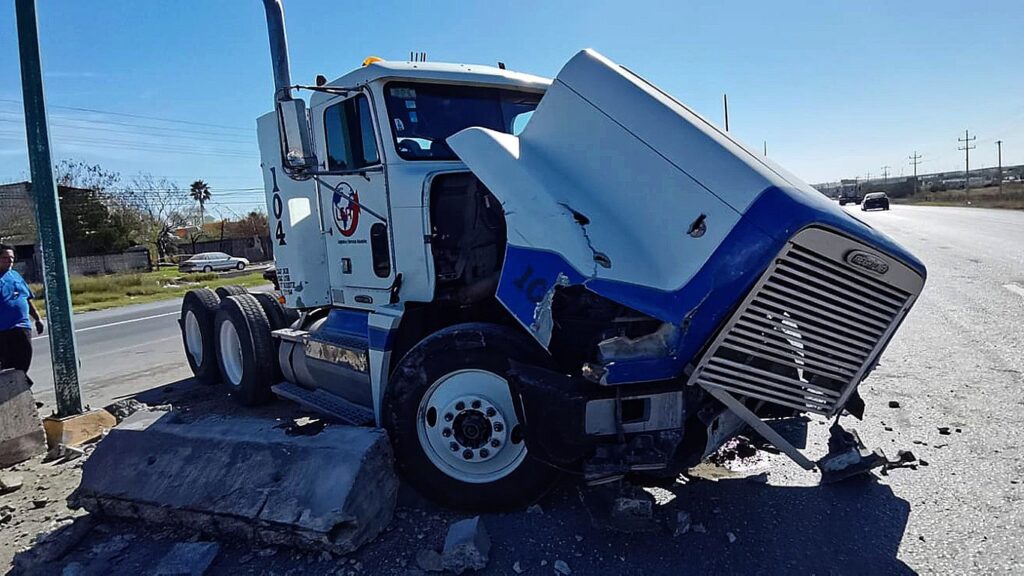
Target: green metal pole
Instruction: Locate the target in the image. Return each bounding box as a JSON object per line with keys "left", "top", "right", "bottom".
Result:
{"left": 15, "top": 0, "right": 83, "bottom": 417}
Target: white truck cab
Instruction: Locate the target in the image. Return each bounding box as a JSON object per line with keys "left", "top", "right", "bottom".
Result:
{"left": 179, "top": 0, "right": 926, "bottom": 510}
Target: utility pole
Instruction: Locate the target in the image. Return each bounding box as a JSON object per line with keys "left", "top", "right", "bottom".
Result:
{"left": 763, "top": 140, "right": 767, "bottom": 156}
{"left": 723, "top": 94, "right": 729, "bottom": 132}
{"left": 881, "top": 165, "right": 890, "bottom": 185}
{"left": 958, "top": 129, "right": 976, "bottom": 195}
{"left": 15, "top": 0, "right": 83, "bottom": 417}
{"left": 909, "top": 151, "right": 922, "bottom": 195}
{"left": 996, "top": 140, "right": 1003, "bottom": 194}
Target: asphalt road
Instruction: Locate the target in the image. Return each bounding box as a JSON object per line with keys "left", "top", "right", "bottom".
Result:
{"left": 18, "top": 204, "right": 1024, "bottom": 574}
{"left": 28, "top": 285, "right": 270, "bottom": 413}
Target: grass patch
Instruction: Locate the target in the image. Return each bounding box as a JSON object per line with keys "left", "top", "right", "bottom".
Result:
{"left": 894, "top": 184, "right": 1024, "bottom": 210}
{"left": 29, "top": 268, "right": 269, "bottom": 314}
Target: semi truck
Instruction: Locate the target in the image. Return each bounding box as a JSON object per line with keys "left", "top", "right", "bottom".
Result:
{"left": 178, "top": 0, "right": 926, "bottom": 510}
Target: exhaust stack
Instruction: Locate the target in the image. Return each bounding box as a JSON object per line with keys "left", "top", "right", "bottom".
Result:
{"left": 262, "top": 0, "right": 292, "bottom": 102}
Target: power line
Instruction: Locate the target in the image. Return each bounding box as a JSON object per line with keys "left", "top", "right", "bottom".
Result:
{"left": 909, "top": 151, "right": 922, "bottom": 194}
{"left": 958, "top": 129, "right": 977, "bottom": 194}
{"left": 0, "top": 98, "right": 251, "bottom": 133}
{"left": 0, "top": 109, "right": 255, "bottom": 142}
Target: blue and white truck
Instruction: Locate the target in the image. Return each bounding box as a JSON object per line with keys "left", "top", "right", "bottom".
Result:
{"left": 179, "top": 1, "right": 925, "bottom": 510}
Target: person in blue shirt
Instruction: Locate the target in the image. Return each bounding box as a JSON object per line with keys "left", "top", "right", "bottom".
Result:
{"left": 0, "top": 245, "right": 45, "bottom": 379}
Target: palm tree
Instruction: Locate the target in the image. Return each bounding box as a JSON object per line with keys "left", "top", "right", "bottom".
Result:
{"left": 189, "top": 180, "right": 211, "bottom": 225}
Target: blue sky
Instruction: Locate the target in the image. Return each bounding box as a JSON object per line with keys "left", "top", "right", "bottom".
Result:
{"left": 1, "top": 1, "right": 1021, "bottom": 216}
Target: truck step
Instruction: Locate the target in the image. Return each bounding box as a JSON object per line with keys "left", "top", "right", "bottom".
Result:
{"left": 272, "top": 382, "right": 375, "bottom": 426}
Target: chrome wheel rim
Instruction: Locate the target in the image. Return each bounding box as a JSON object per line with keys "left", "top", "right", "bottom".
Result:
{"left": 184, "top": 311, "right": 203, "bottom": 365}
{"left": 218, "top": 320, "right": 244, "bottom": 386}
{"left": 417, "top": 369, "right": 526, "bottom": 484}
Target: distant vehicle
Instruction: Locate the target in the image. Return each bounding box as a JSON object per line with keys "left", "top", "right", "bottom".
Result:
{"left": 838, "top": 189, "right": 862, "bottom": 206}
{"left": 861, "top": 192, "right": 890, "bottom": 211}
{"left": 179, "top": 252, "right": 249, "bottom": 273}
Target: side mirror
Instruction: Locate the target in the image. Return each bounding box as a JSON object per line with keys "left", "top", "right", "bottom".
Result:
{"left": 276, "top": 98, "right": 316, "bottom": 173}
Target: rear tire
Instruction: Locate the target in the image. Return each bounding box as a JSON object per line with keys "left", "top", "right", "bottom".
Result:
{"left": 384, "top": 322, "right": 560, "bottom": 511}
{"left": 180, "top": 288, "right": 221, "bottom": 384}
{"left": 253, "top": 291, "right": 298, "bottom": 330}
{"left": 214, "top": 294, "right": 276, "bottom": 406}
{"left": 215, "top": 284, "right": 248, "bottom": 299}
{"left": 203, "top": 265, "right": 213, "bottom": 273}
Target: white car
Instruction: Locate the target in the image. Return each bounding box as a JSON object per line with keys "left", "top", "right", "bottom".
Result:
{"left": 179, "top": 252, "right": 249, "bottom": 273}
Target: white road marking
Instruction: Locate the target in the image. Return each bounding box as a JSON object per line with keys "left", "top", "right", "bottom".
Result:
{"left": 32, "top": 311, "right": 179, "bottom": 341}
{"left": 88, "top": 336, "right": 179, "bottom": 359}
{"left": 1003, "top": 284, "right": 1024, "bottom": 298}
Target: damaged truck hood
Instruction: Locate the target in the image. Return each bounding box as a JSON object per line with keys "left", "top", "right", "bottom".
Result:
{"left": 448, "top": 49, "right": 923, "bottom": 374}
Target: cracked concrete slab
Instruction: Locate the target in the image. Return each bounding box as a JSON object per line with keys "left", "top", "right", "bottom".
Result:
{"left": 69, "top": 410, "right": 397, "bottom": 554}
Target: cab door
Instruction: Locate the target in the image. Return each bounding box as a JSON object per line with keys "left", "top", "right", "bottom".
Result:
{"left": 316, "top": 91, "right": 394, "bottom": 308}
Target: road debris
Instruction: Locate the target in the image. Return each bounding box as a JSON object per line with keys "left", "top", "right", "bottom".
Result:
{"left": 726, "top": 532, "right": 737, "bottom": 544}
{"left": 441, "top": 516, "right": 490, "bottom": 574}
{"left": 818, "top": 423, "right": 887, "bottom": 483}
{"left": 554, "top": 559, "right": 572, "bottom": 575}
{"left": 153, "top": 541, "right": 221, "bottom": 576}
{"left": 526, "top": 504, "right": 544, "bottom": 515}
{"left": 0, "top": 473, "right": 25, "bottom": 494}
{"left": 938, "top": 427, "right": 951, "bottom": 435}
{"left": 672, "top": 511, "right": 692, "bottom": 536}
{"left": 415, "top": 548, "right": 443, "bottom": 572}
{"left": 512, "top": 560, "right": 524, "bottom": 574}
{"left": 692, "top": 524, "right": 707, "bottom": 534}
{"left": 888, "top": 401, "right": 901, "bottom": 408}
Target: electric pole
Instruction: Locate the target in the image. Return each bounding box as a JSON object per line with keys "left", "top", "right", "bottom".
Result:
{"left": 996, "top": 140, "right": 1003, "bottom": 194}
{"left": 723, "top": 94, "right": 729, "bottom": 132}
{"left": 958, "top": 129, "right": 976, "bottom": 195}
{"left": 909, "top": 151, "right": 922, "bottom": 195}
{"left": 763, "top": 140, "right": 767, "bottom": 156}
{"left": 881, "top": 165, "right": 890, "bottom": 185}
{"left": 15, "top": 0, "right": 83, "bottom": 416}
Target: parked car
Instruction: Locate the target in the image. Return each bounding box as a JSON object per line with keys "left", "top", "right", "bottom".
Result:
{"left": 861, "top": 192, "right": 890, "bottom": 211}
{"left": 178, "top": 252, "right": 249, "bottom": 273}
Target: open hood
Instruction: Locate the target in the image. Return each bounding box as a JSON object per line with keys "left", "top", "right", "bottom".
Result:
{"left": 448, "top": 50, "right": 795, "bottom": 348}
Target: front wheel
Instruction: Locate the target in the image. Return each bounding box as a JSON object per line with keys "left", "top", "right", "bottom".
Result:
{"left": 236, "top": 262, "right": 245, "bottom": 270}
{"left": 203, "top": 265, "right": 213, "bottom": 273}
{"left": 384, "top": 323, "right": 560, "bottom": 511}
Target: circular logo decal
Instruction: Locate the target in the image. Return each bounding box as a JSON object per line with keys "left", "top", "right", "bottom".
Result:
{"left": 332, "top": 183, "right": 360, "bottom": 237}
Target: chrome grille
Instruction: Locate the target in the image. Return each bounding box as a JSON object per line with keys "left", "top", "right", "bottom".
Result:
{"left": 689, "top": 228, "right": 921, "bottom": 416}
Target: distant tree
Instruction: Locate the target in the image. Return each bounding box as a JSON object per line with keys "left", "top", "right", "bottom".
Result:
{"left": 115, "top": 174, "right": 190, "bottom": 261}
{"left": 189, "top": 180, "right": 212, "bottom": 225}
{"left": 53, "top": 160, "right": 138, "bottom": 256}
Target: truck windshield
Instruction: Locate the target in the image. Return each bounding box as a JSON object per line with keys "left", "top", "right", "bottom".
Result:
{"left": 383, "top": 82, "right": 541, "bottom": 161}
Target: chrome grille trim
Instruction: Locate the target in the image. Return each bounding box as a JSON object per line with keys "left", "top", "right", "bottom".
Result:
{"left": 688, "top": 227, "right": 924, "bottom": 417}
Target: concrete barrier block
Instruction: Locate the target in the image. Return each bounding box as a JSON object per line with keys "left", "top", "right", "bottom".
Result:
{"left": 70, "top": 410, "right": 398, "bottom": 554}
{"left": 0, "top": 369, "right": 46, "bottom": 467}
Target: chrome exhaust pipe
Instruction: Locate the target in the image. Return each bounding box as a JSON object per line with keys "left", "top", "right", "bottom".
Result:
{"left": 262, "top": 0, "right": 292, "bottom": 102}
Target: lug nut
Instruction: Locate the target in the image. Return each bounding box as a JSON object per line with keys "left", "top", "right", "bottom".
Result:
{"left": 471, "top": 400, "right": 481, "bottom": 409}
{"left": 442, "top": 428, "right": 452, "bottom": 437}
{"left": 455, "top": 401, "right": 465, "bottom": 411}
{"left": 450, "top": 442, "right": 459, "bottom": 452}
{"left": 493, "top": 422, "right": 504, "bottom": 433}
{"left": 480, "top": 448, "right": 490, "bottom": 458}
{"left": 490, "top": 439, "right": 500, "bottom": 448}
{"left": 485, "top": 407, "right": 496, "bottom": 417}
{"left": 444, "top": 412, "right": 454, "bottom": 422}
{"left": 462, "top": 449, "right": 473, "bottom": 460}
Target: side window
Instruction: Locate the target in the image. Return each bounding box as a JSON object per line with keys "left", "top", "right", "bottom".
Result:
{"left": 324, "top": 94, "right": 380, "bottom": 172}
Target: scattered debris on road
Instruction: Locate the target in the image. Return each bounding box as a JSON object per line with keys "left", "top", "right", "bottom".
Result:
{"left": 441, "top": 516, "right": 490, "bottom": 574}
{"left": 554, "top": 558, "right": 572, "bottom": 575}
{"left": 672, "top": 511, "right": 692, "bottom": 536}
{"left": 888, "top": 401, "right": 901, "bottom": 409}
{"left": 818, "top": 423, "right": 888, "bottom": 483}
